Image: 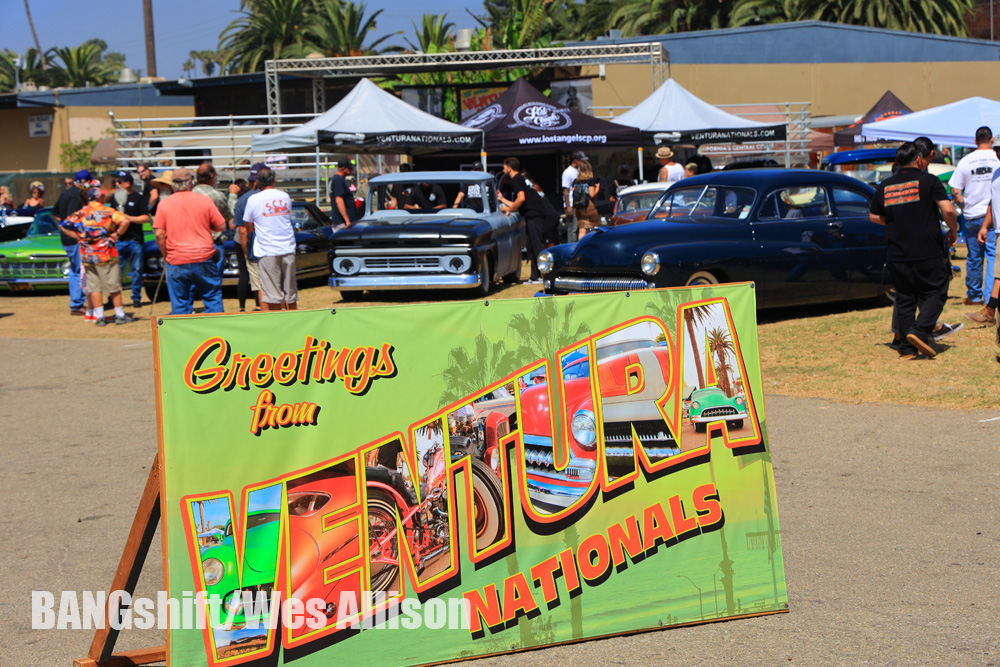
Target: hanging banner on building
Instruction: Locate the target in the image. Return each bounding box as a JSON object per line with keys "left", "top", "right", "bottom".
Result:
{"left": 154, "top": 284, "right": 787, "bottom": 666}
{"left": 460, "top": 87, "right": 507, "bottom": 121}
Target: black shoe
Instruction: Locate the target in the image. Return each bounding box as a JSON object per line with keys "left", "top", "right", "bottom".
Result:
{"left": 888, "top": 338, "right": 902, "bottom": 350}
{"left": 131, "top": 301, "right": 142, "bottom": 309}
{"left": 931, "top": 322, "right": 963, "bottom": 342}
{"left": 115, "top": 314, "right": 135, "bottom": 325}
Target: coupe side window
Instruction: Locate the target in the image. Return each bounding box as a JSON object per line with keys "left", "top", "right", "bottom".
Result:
{"left": 831, "top": 187, "right": 871, "bottom": 216}
{"left": 758, "top": 187, "right": 830, "bottom": 222}
{"left": 291, "top": 209, "right": 320, "bottom": 231}
{"left": 651, "top": 186, "right": 704, "bottom": 219}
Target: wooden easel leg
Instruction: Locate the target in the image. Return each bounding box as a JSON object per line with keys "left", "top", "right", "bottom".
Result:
{"left": 74, "top": 455, "right": 166, "bottom": 667}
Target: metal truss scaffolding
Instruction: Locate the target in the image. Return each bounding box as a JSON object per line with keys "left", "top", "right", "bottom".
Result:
{"left": 264, "top": 42, "right": 670, "bottom": 124}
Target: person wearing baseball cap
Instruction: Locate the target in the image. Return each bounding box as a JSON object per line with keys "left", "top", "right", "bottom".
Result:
{"left": 231, "top": 162, "right": 268, "bottom": 311}
{"left": 153, "top": 166, "right": 227, "bottom": 315}
{"left": 330, "top": 158, "right": 358, "bottom": 230}
{"left": 107, "top": 170, "right": 150, "bottom": 309}
{"left": 52, "top": 170, "right": 92, "bottom": 314}
{"left": 58, "top": 185, "right": 133, "bottom": 326}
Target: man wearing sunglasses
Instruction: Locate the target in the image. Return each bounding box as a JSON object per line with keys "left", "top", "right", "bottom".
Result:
{"left": 152, "top": 167, "right": 227, "bottom": 315}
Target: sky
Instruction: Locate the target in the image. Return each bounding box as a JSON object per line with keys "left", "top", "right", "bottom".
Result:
{"left": 5, "top": 0, "right": 480, "bottom": 81}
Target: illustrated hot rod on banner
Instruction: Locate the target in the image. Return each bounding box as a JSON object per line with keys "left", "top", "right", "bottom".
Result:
{"left": 154, "top": 284, "right": 787, "bottom": 666}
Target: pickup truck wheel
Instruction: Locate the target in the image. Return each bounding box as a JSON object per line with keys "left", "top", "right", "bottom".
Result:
{"left": 144, "top": 282, "right": 168, "bottom": 302}
{"left": 339, "top": 290, "right": 364, "bottom": 302}
{"left": 476, "top": 255, "right": 492, "bottom": 296}
{"left": 685, "top": 271, "right": 719, "bottom": 287}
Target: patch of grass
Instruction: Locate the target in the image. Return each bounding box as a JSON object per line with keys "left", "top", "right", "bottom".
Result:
{"left": 758, "top": 268, "right": 999, "bottom": 411}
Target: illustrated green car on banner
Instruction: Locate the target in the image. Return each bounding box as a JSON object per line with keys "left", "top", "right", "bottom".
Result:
{"left": 154, "top": 283, "right": 787, "bottom": 666}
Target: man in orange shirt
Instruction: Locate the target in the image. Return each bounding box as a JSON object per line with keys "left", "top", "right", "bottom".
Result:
{"left": 153, "top": 167, "right": 226, "bottom": 315}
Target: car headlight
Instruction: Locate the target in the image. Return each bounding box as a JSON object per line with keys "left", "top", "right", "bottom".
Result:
{"left": 641, "top": 251, "right": 660, "bottom": 276}
{"left": 442, "top": 255, "right": 472, "bottom": 274}
{"left": 571, "top": 409, "right": 597, "bottom": 449}
{"left": 145, "top": 256, "right": 161, "bottom": 271}
{"left": 537, "top": 250, "right": 553, "bottom": 275}
{"left": 489, "top": 447, "right": 500, "bottom": 471}
{"left": 691, "top": 401, "right": 700, "bottom": 411}
{"left": 61, "top": 261, "right": 71, "bottom": 277}
{"left": 202, "top": 557, "right": 224, "bottom": 586}
{"left": 333, "top": 256, "right": 361, "bottom": 275}
{"left": 225, "top": 253, "right": 239, "bottom": 271}
{"left": 734, "top": 396, "right": 745, "bottom": 406}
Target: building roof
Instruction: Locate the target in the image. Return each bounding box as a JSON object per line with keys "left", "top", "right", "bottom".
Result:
{"left": 583, "top": 20, "right": 1000, "bottom": 64}
{"left": 1, "top": 82, "right": 192, "bottom": 108}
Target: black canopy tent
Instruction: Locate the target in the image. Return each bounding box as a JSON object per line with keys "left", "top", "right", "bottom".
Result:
{"left": 833, "top": 91, "right": 913, "bottom": 147}
{"left": 461, "top": 78, "right": 641, "bottom": 154}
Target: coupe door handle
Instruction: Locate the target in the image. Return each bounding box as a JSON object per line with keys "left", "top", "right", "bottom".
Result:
{"left": 827, "top": 221, "right": 843, "bottom": 230}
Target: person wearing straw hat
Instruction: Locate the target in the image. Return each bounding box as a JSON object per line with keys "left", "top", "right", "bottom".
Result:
{"left": 148, "top": 170, "right": 174, "bottom": 215}
{"left": 656, "top": 146, "right": 685, "bottom": 184}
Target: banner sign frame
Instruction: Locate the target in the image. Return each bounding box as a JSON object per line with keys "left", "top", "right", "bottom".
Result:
{"left": 84, "top": 284, "right": 787, "bottom": 667}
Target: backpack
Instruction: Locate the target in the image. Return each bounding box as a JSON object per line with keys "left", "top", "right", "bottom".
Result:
{"left": 572, "top": 181, "right": 590, "bottom": 207}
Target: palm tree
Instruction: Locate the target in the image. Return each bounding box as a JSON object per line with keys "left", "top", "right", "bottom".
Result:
{"left": 731, "top": 0, "right": 974, "bottom": 35}
{"left": 305, "top": 0, "right": 399, "bottom": 58}
{"left": 682, "top": 305, "right": 714, "bottom": 389}
{"left": 439, "top": 331, "right": 522, "bottom": 405}
{"left": 406, "top": 14, "right": 455, "bottom": 53}
{"left": 706, "top": 326, "right": 735, "bottom": 396}
{"left": 609, "top": 0, "right": 734, "bottom": 36}
{"left": 219, "top": 0, "right": 313, "bottom": 74}
{"left": 50, "top": 44, "right": 114, "bottom": 88}
{"left": 23, "top": 0, "right": 47, "bottom": 69}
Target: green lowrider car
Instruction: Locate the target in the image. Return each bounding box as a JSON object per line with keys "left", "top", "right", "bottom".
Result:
{"left": 200, "top": 509, "right": 280, "bottom": 626}
{"left": 0, "top": 209, "right": 73, "bottom": 291}
{"left": 688, "top": 387, "right": 748, "bottom": 432}
{"left": 0, "top": 207, "right": 152, "bottom": 292}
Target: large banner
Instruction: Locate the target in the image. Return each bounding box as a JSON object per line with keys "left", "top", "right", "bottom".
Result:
{"left": 154, "top": 284, "right": 787, "bottom": 666}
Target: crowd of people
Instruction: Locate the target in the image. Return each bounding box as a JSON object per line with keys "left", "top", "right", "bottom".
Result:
{"left": 870, "top": 128, "right": 1000, "bottom": 358}
{"left": 48, "top": 160, "right": 301, "bottom": 325}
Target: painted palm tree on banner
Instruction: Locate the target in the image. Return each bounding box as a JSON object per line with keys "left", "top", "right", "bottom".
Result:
{"left": 439, "top": 331, "right": 521, "bottom": 405}
{"left": 707, "top": 326, "right": 735, "bottom": 397}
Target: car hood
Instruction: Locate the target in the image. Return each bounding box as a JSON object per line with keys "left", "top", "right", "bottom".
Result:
{"left": 335, "top": 217, "right": 489, "bottom": 245}
{"left": 0, "top": 235, "right": 66, "bottom": 259}
{"left": 691, "top": 389, "right": 734, "bottom": 408}
{"left": 560, "top": 218, "right": 726, "bottom": 270}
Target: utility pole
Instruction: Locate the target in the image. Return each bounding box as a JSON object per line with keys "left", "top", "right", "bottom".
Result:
{"left": 143, "top": 0, "right": 157, "bottom": 78}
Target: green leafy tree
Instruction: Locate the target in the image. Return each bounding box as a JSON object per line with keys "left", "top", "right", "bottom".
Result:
{"left": 49, "top": 43, "right": 116, "bottom": 88}
{"left": 59, "top": 138, "right": 99, "bottom": 172}
{"left": 405, "top": 13, "right": 455, "bottom": 52}
{"left": 609, "top": 0, "right": 735, "bottom": 36}
{"left": 304, "top": 0, "right": 399, "bottom": 57}
{"left": 219, "top": 0, "right": 314, "bottom": 74}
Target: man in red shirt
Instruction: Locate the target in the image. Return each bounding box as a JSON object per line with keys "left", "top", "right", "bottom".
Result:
{"left": 153, "top": 167, "right": 226, "bottom": 315}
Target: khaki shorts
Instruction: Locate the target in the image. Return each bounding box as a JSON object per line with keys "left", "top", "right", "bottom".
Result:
{"left": 84, "top": 259, "right": 122, "bottom": 295}
{"left": 248, "top": 260, "right": 261, "bottom": 291}
{"left": 258, "top": 254, "right": 297, "bottom": 304}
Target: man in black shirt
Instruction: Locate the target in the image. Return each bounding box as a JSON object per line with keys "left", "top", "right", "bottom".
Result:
{"left": 499, "top": 157, "right": 549, "bottom": 283}
{"left": 51, "top": 169, "right": 90, "bottom": 314}
{"left": 107, "top": 171, "right": 150, "bottom": 309}
{"left": 390, "top": 163, "right": 412, "bottom": 209}
{"left": 870, "top": 142, "right": 958, "bottom": 358}
{"left": 329, "top": 158, "right": 359, "bottom": 229}
{"left": 405, "top": 183, "right": 447, "bottom": 210}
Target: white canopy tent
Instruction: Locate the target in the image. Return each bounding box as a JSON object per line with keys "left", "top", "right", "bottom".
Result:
{"left": 611, "top": 78, "right": 787, "bottom": 178}
{"left": 861, "top": 97, "right": 1000, "bottom": 147}
{"left": 251, "top": 78, "right": 483, "bottom": 154}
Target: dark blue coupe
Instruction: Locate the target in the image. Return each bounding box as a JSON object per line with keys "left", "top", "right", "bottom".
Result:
{"left": 538, "top": 169, "right": 890, "bottom": 308}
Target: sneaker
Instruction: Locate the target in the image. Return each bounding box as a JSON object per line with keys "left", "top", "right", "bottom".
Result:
{"left": 84, "top": 313, "right": 96, "bottom": 322}
{"left": 906, "top": 333, "right": 937, "bottom": 358}
{"left": 963, "top": 297, "right": 984, "bottom": 306}
{"left": 931, "top": 322, "right": 963, "bottom": 341}
{"left": 95, "top": 318, "right": 108, "bottom": 327}
{"left": 115, "top": 314, "right": 135, "bottom": 325}
{"left": 966, "top": 306, "right": 996, "bottom": 325}
{"left": 70, "top": 308, "right": 86, "bottom": 316}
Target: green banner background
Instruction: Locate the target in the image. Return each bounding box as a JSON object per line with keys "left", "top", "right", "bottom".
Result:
{"left": 155, "top": 284, "right": 787, "bottom": 666}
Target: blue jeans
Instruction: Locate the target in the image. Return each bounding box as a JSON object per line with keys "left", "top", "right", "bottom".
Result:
{"left": 964, "top": 215, "right": 996, "bottom": 302}
{"left": 116, "top": 239, "right": 143, "bottom": 304}
{"left": 165, "top": 259, "right": 223, "bottom": 315}
{"left": 62, "top": 243, "right": 85, "bottom": 310}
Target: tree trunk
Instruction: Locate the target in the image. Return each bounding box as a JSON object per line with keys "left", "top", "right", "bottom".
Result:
{"left": 143, "top": 0, "right": 157, "bottom": 77}
{"left": 23, "top": 0, "right": 47, "bottom": 69}
{"left": 685, "top": 313, "right": 705, "bottom": 389}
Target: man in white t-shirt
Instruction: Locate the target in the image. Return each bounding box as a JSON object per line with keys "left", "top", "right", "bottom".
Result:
{"left": 243, "top": 167, "right": 297, "bottom": 311}
{"left": 656, "top": 146, "right": 685, "bottom": 183}
{"left": 949, "top": 126, "right": 999, "bottom": 306}
{"left": 560, "top": 152, "right": 584, "bottom": 243}
{"left": 967, "top": 137, "right": 1000, "bottom": 326}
